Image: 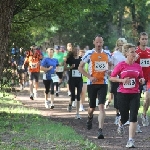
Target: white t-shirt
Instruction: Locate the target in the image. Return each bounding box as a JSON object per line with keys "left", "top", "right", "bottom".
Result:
{"left": 112, "top": 50, "right": 126, "bottom": 67}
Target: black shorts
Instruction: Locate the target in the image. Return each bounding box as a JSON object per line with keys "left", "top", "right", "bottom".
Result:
{"left": 56, "top": 72, "right": 63, "bottom": 79}
{"left": 110, "top": 81, "right": 119, "bottom": 94}
{"left": 87, "top": 84, "right": 108, "bottom": 108}
{"left": 29, "top": 72, "right": 40, "bottom": 82}
{"left": 117, "top": 92, "right": 140, "bottom": 124}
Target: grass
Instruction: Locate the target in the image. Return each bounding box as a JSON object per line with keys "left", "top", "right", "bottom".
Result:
{"left": 0, "top": 93, "right": 101, "bottom": 150}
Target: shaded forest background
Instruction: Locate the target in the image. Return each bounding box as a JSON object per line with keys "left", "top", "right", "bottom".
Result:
{"left": 1, "top": 0, "right": 150, "bottom": 76}
{"left": 8, "top": 0, "right": 150, "bottom": 51}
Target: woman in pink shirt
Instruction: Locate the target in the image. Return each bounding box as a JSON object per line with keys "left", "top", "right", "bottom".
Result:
{"left": 110, "top": 43, "right": 145, "bottom": 148}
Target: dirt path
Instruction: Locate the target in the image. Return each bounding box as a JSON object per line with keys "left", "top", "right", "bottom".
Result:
{"left": 16, "top": 81, "right": 150, "bottom": 150}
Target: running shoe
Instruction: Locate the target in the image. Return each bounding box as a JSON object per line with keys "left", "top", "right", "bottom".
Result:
{"left": 86, "top": 115, "right": 93, "bottom": 130}
{"left": 97, "top": 128, "right": 104, "bottom": 139}
{"left": 124, "top": 120, "right": 130, "bottom": 126}
{"left": 30, "top": 95, "right": 34, "bottom": 100}
{"left": 75, "top": 114, "right": 81, "bottom": 119}
{"left": 34, "top": 92, "right": 38, "bottom": 98}
{"left": 136, "top": 124, "right": 142, "bottom": 133}
{"left": 72, "top": 101, "right": 76, "bottom": 107}
{"left": 55, "top": 92, "right": 59, "bottom": 97}
{"left": 114, "top": 116, "right": 120, "bottom": 125}
{"left": 117, "top": 125, "right": 124, "bottom": 136}
{"left": 50, "top": 104, "right": 54, "bottom": 109}
{"left": 141, "top": 114, "right": 149, "bottom": 126}
{"left": 104, "top": 100, "right": 111, "bottom": 109}
{"left": 67, "top": 105, "right": 72, "bottom": 112}
{"left": 68, "top": 91, "right": 71, "bottom": 96}
{"left": 126, "top": 139, "right": 135, "bottom": 148}
{"left": 79, "top": 107, "right": 85, "bottom": 111}
{"left": 45, "top": 100, "right": 50, "bottom": 108}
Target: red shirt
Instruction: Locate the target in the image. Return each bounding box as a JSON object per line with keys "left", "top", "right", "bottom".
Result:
{"left": 135, "top": 47, "right": 150, "bottom": 81}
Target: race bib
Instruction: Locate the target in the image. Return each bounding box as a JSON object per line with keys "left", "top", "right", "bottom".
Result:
{"left": 51, "top": 74, "right": 59, "bottom": 82}
{"left": 95, "top": 61, "right": 108, "bottom": 71}
{"left": 43, "top": 73, "right": 46, "bottom": 80}
{"left": 123, "top": 78, "right": 135, "bottom": 88}
{"left": 140, "top": 59, "right": 150, "bottom": 67}
{"left": 30, "top": 63, "right": 38, "bottom": 69}
{"left": 72, "top": 70, "right": 81, "bottom": 77}
{"left": 56, "top": 66, "right": 64, "bottom": 72}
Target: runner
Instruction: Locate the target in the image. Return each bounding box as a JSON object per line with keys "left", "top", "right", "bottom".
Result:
{"left": 106, "top": 38, "right": 127, "bottom": 125}
{"left": 135, "top": 32, "right": 150, "bottom": 126}
{"left": 79, "top": 50, "right": 88, "bottom": 111}
{"left": 78, "top": 34, "right": 111, "bottom": 139}
{"left": 16, "top": 47, "right": 26, "bottom": 90}
{"left": 110, "top": 43, "right": 144, "bottom": 148}
{"left": 53, "top": 46, "right": 64, "bottom": 96}
{"left": 64, "top": 43, "right": 73, "bottom": 96}
{"left": 65, "top": 47, "right": 83, "bottom": 119}
{"left": 40, "top": 48, "right": 59, "bottom": 109}
{"left": 24, "top": 46, "right": 42, "bottom": 100}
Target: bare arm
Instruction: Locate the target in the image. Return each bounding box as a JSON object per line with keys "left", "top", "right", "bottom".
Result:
{"left": 78, "top": 61, "right": 90, "bottom": 78}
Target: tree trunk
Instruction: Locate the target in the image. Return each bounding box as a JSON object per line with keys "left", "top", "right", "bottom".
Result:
{"left": 0, "top": 0, "right": 15, "bottom": 78}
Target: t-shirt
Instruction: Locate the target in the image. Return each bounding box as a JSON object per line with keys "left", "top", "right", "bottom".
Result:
{"left": 41, "top": 57, "right": 58, "bottom": 80}
{"left": 82, "top": 63, "right": 88, "bottom": 83}
{"left": 111, "top": 50, "right": 126, "bottom": 67}
{"left": 66, "top": 56, "right": 82, "bottom": 79}
{"left": 111, "top": 61, "right": 143, "bottom": 93}
{"left": 53, "top": 52, "right": 64, "bottom": 64}
{"left": 135, "top": 47, "right": 150, "bottom": 81}
{"left": 24, "top": 50, "right": 42, "bottom": 72}
{"left": 82, "top": 49, "right": 111, "bottom": 85}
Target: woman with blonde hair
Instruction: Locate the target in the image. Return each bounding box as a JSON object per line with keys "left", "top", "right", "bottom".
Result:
{"left": 110, "top": 43, "right": 144, "bottom": 148}
{"left": 106, "top": 38, "right": 127, "bottom": 125}
{"left": 40, "top": 48, "right": 59, "bottom": 109}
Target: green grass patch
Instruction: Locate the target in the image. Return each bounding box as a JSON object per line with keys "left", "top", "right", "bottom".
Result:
{"left": 0, "top": 94, "right": 101, "bottom": 150}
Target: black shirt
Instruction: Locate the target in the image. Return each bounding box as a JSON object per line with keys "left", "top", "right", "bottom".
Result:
{"left": 66, "top": 56, "right": 82, "bottom": 79}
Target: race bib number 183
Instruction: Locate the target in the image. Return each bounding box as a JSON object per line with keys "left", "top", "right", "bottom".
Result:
{"left": 123, "top": 78, "right": 136, "bottom": 88}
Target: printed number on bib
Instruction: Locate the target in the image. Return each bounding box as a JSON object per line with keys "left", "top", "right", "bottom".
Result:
{"left": 72, "top": 70, "right": 81, "bottom": 77}
{"left": 31, "top": 63, "right": 37, "bottom": 69}
{"left": 95, "top": 61, "right": 108, "bottom": 71}
{"left": 140, "top": 59, "right": 150, "bottom": 67}
{"left": 56, "top": 66, "right": 64, "bottom": 72}
{"left": 51, "top": 74, "right": 59, "bottom": 82}
{"left": 123, "top": 78, "right": 135, "bottom": 88}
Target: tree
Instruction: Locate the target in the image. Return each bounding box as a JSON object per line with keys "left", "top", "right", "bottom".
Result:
{"left": 0, "top": 0, "right": 16, "bottom": 77}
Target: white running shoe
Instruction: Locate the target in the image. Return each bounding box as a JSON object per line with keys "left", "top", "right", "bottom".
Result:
{"left": 79, "top": 107, "right": 85, "bottom": 111}
{"left": 114, "top": 116, "right": 121, "bottom": 125}
{"left": 136, "top": 124, "right": 142, "bottom": 133}
{"left": 126, "top": 139, "right": 135, "bottom": 148}
{"left": 141, "top": 114, "right": 149, "bottom": 126}
{"left": 68, "top": 91, "right": 71, "bottom": 96}
{"left": 75, "top": 114, "right": 81, "bottom": 119}
{"left": 72, "top": 101, "right": 76, "bottom": 107}
{"left": 124, "top": 120, "right": 130, "bottom": 126}
{"left": 45, "top": 100, "right": 50, "bottom": 108}
{"left": 117, "top": 125, "right": 124, "bottom": 136}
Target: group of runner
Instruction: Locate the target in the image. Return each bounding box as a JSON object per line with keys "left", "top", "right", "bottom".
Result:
{"left": 79, "top": 32, "right": 150, "bottom": 148}
{"left": 12, "top": 32, "right": 150, "bottom": 148}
